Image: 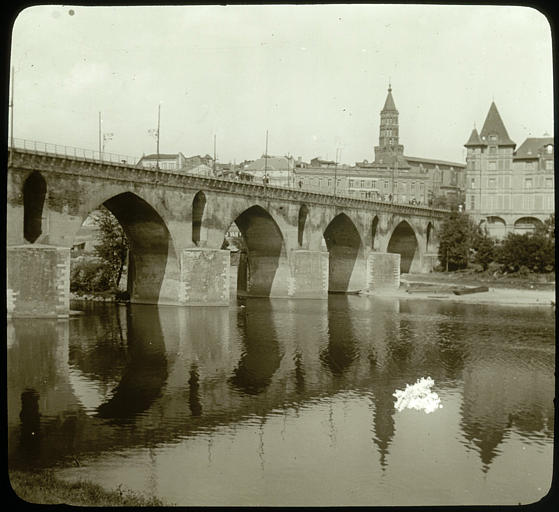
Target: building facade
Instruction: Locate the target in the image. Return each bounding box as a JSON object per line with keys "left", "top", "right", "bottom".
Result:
{"left": 243, "top": 154, "right": 295, "bottom": 186}
{"left": 294, "top": 86, "right": 466, "bottom": 206}
{"left": 464, "top": 102, "right": 554, "bottom": 238}
{"left": 136, "top": 152, "right": 187, "bottom": 171}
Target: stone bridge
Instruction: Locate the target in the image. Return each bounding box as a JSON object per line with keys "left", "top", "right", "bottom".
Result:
{"left": 7, "top": 147, "right": 447, "bottom": 317}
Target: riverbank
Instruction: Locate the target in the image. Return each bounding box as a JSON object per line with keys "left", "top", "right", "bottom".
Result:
{"left": 9, "top": 469, "right": 170, "bottom": 506}
{"left": 379, "top": 271, "right": 556, "bottom": 307}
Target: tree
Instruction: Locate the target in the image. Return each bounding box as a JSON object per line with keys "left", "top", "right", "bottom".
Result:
{"left": 93, "top": 207, "right": 129, "bottom": 289}
{"left": 496, "top": 217, "right": 555, "bottom": 273}
{"left": 535, "top": 213, "right": 555, "bottom": 240}
{"left": 471, "top": 225, "right": 496, "bottom": 271}
{"left": 438, "top": 212, "right": 478, "bottom": 271}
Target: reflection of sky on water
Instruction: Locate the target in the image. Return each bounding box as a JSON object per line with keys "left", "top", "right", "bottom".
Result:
{"left": 7, "top": 297, "right": 555, "bottom": 505}
{"left": 67, "top": 367, "right": 116, "bottom": 416}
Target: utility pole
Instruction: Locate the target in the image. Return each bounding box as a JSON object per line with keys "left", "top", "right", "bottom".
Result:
{"left": 156, "top": 103, "right": 161, "bottom": 170}
{"left": 334, "top": 147, "right": 341, "bottom": 197}
{"left": 391, "top": 159, "right": 396, "bottom": 203}
{"left": 264, "top": 130, "right": 269, "bottom": 185}
{"left": 9, "top": 66, "right": 14, "bottom": 148}
{"left": 213, "top": 134, "right": 217, "bottom": 175}
{"left": 286, "top": 153, "right": 290, "bottom": 188}
{"left": 98, "top": 112, "right": 102, "bottom": 159}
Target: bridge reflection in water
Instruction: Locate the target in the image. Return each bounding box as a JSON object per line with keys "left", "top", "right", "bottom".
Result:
{"left": 7, "top": 297, "right": 555, "bottom": 506}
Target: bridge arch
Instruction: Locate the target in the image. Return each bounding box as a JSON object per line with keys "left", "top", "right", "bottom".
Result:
{"left": 23, "top": 171, "right": 47, "bottom": 243}
{"left": 231, "top": 204, "right": 289, "bottom": 296}
{"left": 323, "top": 213, "right": 365, "bottom": 293}
{"left": 387, "top": 220, "right": 419, "bottom": 273}
{"left": 77, "top": 191, "right": 180, "bottom": 305}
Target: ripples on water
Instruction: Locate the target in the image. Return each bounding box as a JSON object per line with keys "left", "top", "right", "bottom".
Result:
{"left": 7, "top": 296, "right": 555, "bottom": 506}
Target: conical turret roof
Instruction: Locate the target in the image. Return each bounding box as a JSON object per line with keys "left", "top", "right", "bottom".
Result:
{"left": 479, "top": 102, "right": 515, "bottom": 147}
{"left": 464, "top": 127, "right": 483, "bottom": 147}
{"left": 382, "top": 85, "right": 398, "bottom": 112}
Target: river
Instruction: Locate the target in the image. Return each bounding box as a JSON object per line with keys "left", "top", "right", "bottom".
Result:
{"left": 7, "top": 296, "right": 555, "bottom": 506}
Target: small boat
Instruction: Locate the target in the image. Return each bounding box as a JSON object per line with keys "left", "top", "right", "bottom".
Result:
{"left": 452, "top": 285, "right": 489, "bottom": 295}
{"left": 407, "top": 287, "right": 450, "bottom": 294}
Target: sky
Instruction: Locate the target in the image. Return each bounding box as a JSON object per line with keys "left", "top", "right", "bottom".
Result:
{"left": 9, "top": 4, "right": 554, "bottom": 166}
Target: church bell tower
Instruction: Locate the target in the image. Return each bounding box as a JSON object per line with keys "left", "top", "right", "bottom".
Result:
{"left": 374, "top": 84, "right": 406, "bottom": 166}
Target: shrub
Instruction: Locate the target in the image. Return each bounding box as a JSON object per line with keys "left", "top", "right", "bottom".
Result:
{"left": 496, "top": 231, "right": 554, "bottom": 273}
{"left": 70, "top": 260, "right": 113, "bottom": 295}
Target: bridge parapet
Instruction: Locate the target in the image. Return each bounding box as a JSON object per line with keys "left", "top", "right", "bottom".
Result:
{"left": 9, "top": 147, "right": 449, "bottom": 219}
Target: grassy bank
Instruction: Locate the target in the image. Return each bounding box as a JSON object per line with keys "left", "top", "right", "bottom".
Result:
{"left": 404, "top": 269, "right": 555, "bottom": 291}
{"left": 9, "top": 469, "right": 170, "bottom": 506}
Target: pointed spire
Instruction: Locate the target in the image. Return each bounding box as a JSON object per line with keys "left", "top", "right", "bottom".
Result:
{"left": 479, "top": 102, "right": 516, "bottom": 147}
{"left": 464, "top": 126, "right": 483, "bottom": 147}
{"left": 382, "top": 84, "right": 397, "bottom": 112}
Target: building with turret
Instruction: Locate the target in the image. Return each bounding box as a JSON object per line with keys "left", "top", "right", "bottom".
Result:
{"left": 295, "top": 85, "right": 466, "bottom": 206}
{"left": 464, "top": 102, "right": 554, "bottom": 237}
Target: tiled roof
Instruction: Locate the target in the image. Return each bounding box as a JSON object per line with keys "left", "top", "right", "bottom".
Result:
{"left": 464, "top": 127, "right": 483, "bottom": 147}
{"left": 141, "top": 153, "right": 181, "bottom": 160}
{"left": 405, "top": 155, "right": 466, "bottom": 169}
{"left": 244, "top": 155, "right": 289, "bottom": 172}
{"left": 479, "top": 102, "right": 516, "bottom": 146}
{"left": 514, "top": 137, "right": 554, "bottom": 159}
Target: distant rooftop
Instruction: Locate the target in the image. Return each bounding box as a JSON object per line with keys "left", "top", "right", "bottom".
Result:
{"left": 514, "top": 137, "right": 554, "bottom": 159}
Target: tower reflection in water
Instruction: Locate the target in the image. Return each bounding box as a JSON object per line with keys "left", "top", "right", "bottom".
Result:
{"left": 6, "top": 297, "right": 554, "bottom": 492}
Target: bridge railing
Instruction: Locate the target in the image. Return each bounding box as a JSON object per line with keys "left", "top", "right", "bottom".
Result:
{"left": 8, "top": 138, "right": 447, "bottom": 212}
{"left": 9, "top": 138, "right": 139, "bottom": 165}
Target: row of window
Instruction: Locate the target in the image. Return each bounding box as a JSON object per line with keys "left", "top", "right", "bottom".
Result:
{"left": 469, "top": 193, "right": 554, "bottom": 211}
{"left": 470, "top": 176, "right": 553, "bottom": 189}
{"left": 301, "top": 176, "right": 437, "bottom": 193}
{"left": 469, "top": 159, "right": 553, "bottom": 171}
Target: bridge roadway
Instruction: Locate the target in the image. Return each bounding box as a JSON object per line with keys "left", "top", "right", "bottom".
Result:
{"left": 7, "top": 145, "right": 448, "bottom": 317}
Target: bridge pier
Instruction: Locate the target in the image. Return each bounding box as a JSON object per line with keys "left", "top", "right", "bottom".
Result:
{"left": 179, "top": 248, "right": 230, "bottom": 306}
{"left": 366, "top": 252, "right": 401, "bottom": 292}
{"left": 287, "top": 250, "right": 329, "bottom": 298}
{"left": 7, "top": 245, "right": 70, "bottom": 318}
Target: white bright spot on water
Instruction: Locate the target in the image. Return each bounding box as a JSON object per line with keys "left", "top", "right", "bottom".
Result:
{"left": 393, "top": 377, "right": 442, "bottom": 414}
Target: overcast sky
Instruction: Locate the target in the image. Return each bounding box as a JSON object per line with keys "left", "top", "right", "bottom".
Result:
{"left": 10, "top": 4, "right": 554, "bottom": 165}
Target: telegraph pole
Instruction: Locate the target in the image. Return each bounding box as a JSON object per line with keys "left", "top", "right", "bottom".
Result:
{"left": 98, "top": 112, "right": 102, "bottom": 159}
{"left": 213, "top": 134, "right": 217, "bottom": 175}
{"left": 391, "top": 160, "right": 395, "bottom": 202}
{"left": 334, "top": 147, "right": 341, "bottom": 197}
{"left": 264, "top": 130, "right": 269, "bottom": 184}
{"left": 9, "top": 66, "right": 14, "bottom": 148}
{"left": 156, "top": 103, "right": 161, "bottom": 170}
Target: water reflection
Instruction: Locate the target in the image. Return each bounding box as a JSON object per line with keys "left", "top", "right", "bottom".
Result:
{"left": 7, "top": 298, "right": 555, "bottom": 505}
{"left": 19, "top": 389, "right": 41, "bottom": 464}
{"left": 188, "top": 364, "right": 202, "bottom": 417}
{"left": 229, "top": 301, "right": 281, "bottom": 395}
{"left": 320, "top": 297, "right": 360, "bottom": 376}
{"left": 96, "top": 307, "right": 168, "bottom": 422}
